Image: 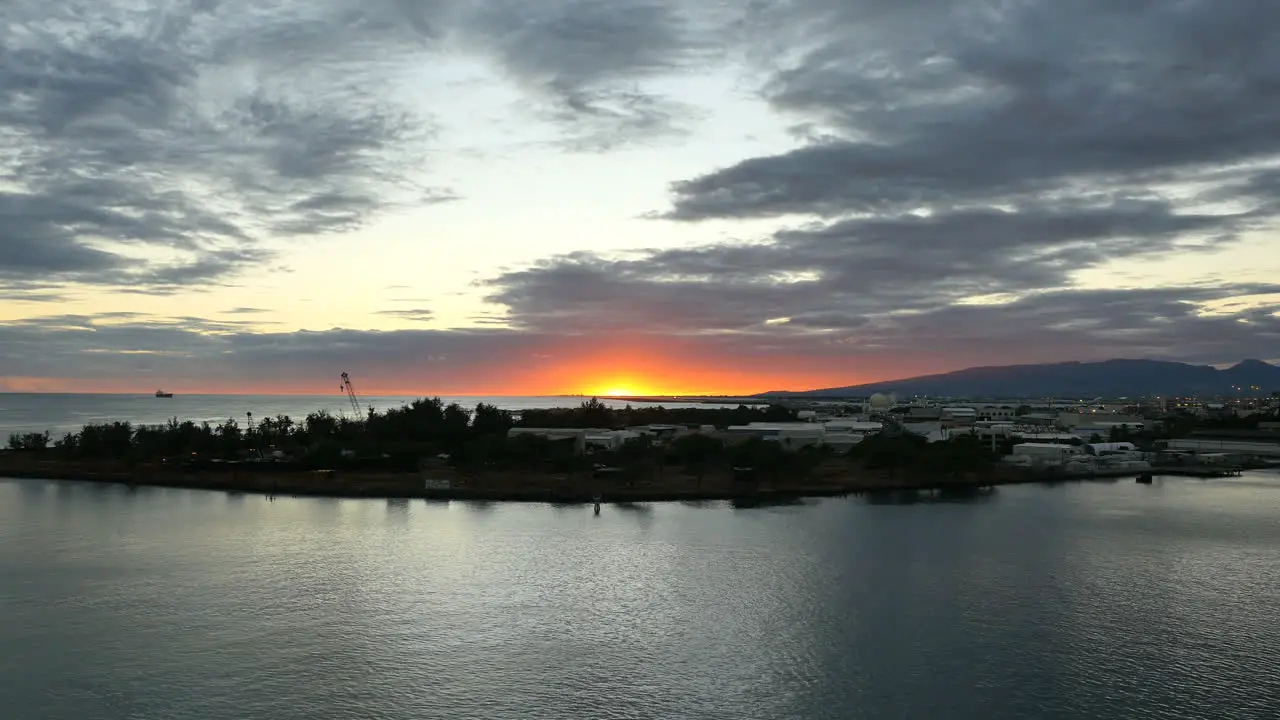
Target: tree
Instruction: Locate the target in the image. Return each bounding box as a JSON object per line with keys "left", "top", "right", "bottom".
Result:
{"left": 472, "top": 403, "right": 514, "bottom": 437}
{"left": 850, "top": 432, "right": 927, "bottom": 471}
{"left": 7, "top": 431, "right": 50, "bottom": 451}
{"left": 670, "top": 434, "right": 724, "bottom": 487}
{"left": 924, "top": 435, "right": 996, "bottom": 476}
{"left": 761, "top": 404, "right": 795, "bottom": 422}
{"left": 1107, "top": 425, "right": 1135, "bottom": 442}
{"left": 729, "top": 437, "right": 790, "bottom": 484}
{"left": 575, "top": 398, "right": 614, "bottom": 428}
{"left": 77, "top": 422, "right": 134, "bottom": 459}
{"left": 505, "top": 433, "right": 554, "bottom": 466}
{"left": 214, "top": 419, "right": 243, "bottom": 458}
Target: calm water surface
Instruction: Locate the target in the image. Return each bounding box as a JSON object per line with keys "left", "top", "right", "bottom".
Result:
{"left": 2, "top": 474, "right": 1278, "bottom": 719}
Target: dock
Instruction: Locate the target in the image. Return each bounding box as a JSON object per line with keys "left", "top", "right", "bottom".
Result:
{"left": 1053, "top": 465, "right": 1245, "bottom": 481}
{"left": 1150, "top": 466, "right": 1244, "bottom": 478}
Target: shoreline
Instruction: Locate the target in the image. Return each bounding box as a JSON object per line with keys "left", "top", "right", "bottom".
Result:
{"left": 1, "top": 457, "right": 1249, "bottom": 504}
{"left": 0, "top": 463, "right": 1095, "bottom": 504}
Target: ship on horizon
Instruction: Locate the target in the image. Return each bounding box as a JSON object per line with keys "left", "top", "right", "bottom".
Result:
{"left": 155, "top": 390, "right": 173, "bottom": 398}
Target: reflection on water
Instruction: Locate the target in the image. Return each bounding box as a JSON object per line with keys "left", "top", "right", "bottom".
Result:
{"left": 730, "top": 494, "right": 806, "bottom": 509}
{"left": 861, "top": 486, "right": 999, "bottom": 505}
{"left": 1, "top": 474, "right": 1278, "bottom": 720}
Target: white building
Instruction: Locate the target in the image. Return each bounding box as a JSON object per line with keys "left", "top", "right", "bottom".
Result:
{"left": 824, "top": 419, "right": 882, "bottom": 434}
{"left": 725, "top": 421, "right": 881, "bottom": 451}
{"left": 941, "top": 407, "right": 978, "bottom": 421}
{"left": 976, "top": 405, "right": 1019, "bottom": 420}
{"left": 585, "top": 430, "right": 640, "bottom": 451}
{"left": 507, "top": 427, "right": 588, "bottom": 454}
{"left": 1084, "top": 442, "right": 1137, "bottom": 455}
{"left": 725, "top": 423, "right": 826, "bottom": 449}
{"left": 1165, "top": 439, "right": 1280, "bottom": 458}
{"left": 1011, "top": 442, "right": 1084, "bottom": 464}
{"left": 1057, "top": 412, "right": 1145, "bottom": 430}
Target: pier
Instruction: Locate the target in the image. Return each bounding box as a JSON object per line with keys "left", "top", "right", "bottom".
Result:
{"left": 1056, "top": 465, "right": 1246, "bottom": 481}
{"left": 1150, "top": 466, "right": 1244, "bottom": 478}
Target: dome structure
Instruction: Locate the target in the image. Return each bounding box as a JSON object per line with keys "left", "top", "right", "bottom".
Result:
{"left": 869, "top": 392, "right": 896, "bottom": 409}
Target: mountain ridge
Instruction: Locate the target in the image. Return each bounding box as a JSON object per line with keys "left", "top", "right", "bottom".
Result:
{"left": 759, "top": 359, "right": 1280, "bottom": 399}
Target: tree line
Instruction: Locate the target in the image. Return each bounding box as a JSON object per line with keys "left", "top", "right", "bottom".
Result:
{"left": 3, "top": 396, "right": 1015, "bottom": 483}
{"left": 4, "top": 398, "right": 793, "bottom": 466}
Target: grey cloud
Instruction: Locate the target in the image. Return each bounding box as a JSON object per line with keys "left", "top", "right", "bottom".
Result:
{"left": 0, "top": 316, "right": 555, "bottom": 386}
{"left": 488, "top": 200, "right": 1253, "bottom": 334}
{"left": 470, "top": 1, "right": 687, "bottom": 87}
{"left": 0, "top": 0, "right": 451, "bottom": 293}
{"left": 0, "top": 0, "right": 723, "bottom": 299}
{"left": 668, "top": 0, "right": 1280, "bottom": 220}
{"left": 0, "top": 290, "right": 66, "bottom": 303}
{"left": 549, "top": 0, "right": 1280, "bottom": 372}
{"left": 376, "top": 309, "right": 436, "bottom": 322}
{"left": 0, "top": 192, "right": 127, "bottom": 275}
{"left": 834, "top": 287, "right": 1280, "bottom": 369}
{"left": 461, "top": 0, "right": 718, "bottom": 145}
{"left": 3, "top": 296, "right": 1277, "bottom": 391}
{"left": 139, "top": 248, "right": 274, "bottom": 288}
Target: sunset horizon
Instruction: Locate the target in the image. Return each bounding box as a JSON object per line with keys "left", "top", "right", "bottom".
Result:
{"left": 2, "top": 1, "right": 1278, "bottom": 398}
{"left": 5, "top": 355, "right": 1277, "bottom": 399}
{"left": 3, "top": 3, "right": 1278, "bottom": 714}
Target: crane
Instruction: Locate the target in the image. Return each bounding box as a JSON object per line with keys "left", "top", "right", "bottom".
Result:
{"left": 340, "top": 371, "right": 368, "bottom": 418}
{"left": 245, "top": 412, "right": 261, "bottom": 460}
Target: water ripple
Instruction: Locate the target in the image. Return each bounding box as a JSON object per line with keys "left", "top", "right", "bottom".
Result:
{"left": 2, "top": 475, "right": 1279, "bottom": 719}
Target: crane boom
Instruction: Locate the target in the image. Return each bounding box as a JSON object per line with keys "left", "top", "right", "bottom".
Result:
{"left": 340, "top": 371, "right": 365, "bottom": 417}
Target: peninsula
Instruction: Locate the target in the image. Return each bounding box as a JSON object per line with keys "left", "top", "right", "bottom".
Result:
{"left": 4, "top": 395, "right": 1268, "bottom": 501}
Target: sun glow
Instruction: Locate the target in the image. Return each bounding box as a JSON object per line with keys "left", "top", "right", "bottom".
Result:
{"left": 584, "top": 376, "right": 658, "bottom": 397}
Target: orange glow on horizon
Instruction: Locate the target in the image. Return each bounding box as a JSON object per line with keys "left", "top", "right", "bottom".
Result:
{"left": 0, "top": 339, "right": 906, "bottom": 397}
{"left": 1, "top": 368, "right": 866, "bottom": 397}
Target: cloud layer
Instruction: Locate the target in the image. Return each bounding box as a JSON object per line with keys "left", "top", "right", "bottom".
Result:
{"left": 670, "top": 0, "right": 1280, "bottom": 220}
{"left": 1, "top": 0, "right": 707, "bottom": 292}
{"left": 481, "top": 0, "right": 1280, "bottom": 381}
{"left": 1, "top": 1, "right": 445, "bottom": 290}
{"left": 2, "top": 290, "right": 1277, "bottom": 394}
{"left": 3, "top": 0, "right": 1279, "bottom": 391}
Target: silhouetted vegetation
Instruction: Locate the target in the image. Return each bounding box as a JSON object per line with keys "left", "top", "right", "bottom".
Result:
{"left": 517, "top": 397, "right": 795, "bottom": 429}
{"left": 846, "top": 432, "right": 999, "bottom": 477}
{"left": 7, "top": 431, "right": 50, "bottom": 451}
{"left": 1, "top": 395, "right": 1023, "bottom": 493}
{"left": 4, "top": 399, "right": 797, "bottom": 471}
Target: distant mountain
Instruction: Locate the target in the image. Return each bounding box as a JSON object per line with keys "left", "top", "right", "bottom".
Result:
{"left": 759, "top": 359, "right": 1280, "bottom": 399}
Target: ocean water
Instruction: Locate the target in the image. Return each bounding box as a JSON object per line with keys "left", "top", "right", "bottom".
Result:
{"left": 1, "top": 473, "right": 1278, "bottom": 719}
{"left": 0, "top": 393, "right": 746, "bottom": 438}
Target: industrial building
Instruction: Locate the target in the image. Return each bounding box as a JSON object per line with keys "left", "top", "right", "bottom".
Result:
{"left": 1163, "top": 438, "right": 1280, "bottom": 459}
{"left": 1009, "top": 442, "right": 1085, "bottom": 464}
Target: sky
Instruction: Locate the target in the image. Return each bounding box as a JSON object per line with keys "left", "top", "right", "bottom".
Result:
{"left": 2, "top": 0, "right": 1279, "bottom": 397}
